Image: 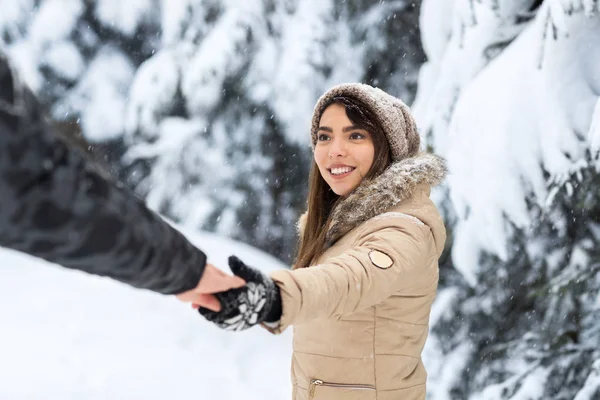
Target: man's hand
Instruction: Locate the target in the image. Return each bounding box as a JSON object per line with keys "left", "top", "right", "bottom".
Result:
{"left": 197, "top": 256, "right": 282, "bottom": 331}
{"left": 176, "top": 263, "right": 245, "bottom": 312}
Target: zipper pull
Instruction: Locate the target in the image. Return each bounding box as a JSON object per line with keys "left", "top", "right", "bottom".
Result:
{"left": 309, "top": 380, "right": 323, "bottom": 399}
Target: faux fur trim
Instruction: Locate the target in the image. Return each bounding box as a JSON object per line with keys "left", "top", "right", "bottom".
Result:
{"left": 325, "top": 152, "right": 447, "bottom": 244}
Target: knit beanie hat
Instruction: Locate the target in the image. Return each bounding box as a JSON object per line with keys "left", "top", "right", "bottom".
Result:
{"left": 310, "top": 83, "right": 420, "bottom": 161}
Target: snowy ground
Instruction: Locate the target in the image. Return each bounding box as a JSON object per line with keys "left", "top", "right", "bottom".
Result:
{"left": 0, "top": 228, "right": 292, "bottom": 399}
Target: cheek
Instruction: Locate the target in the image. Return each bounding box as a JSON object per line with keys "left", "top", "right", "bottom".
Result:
{"left": 313, "top": 148, "right": 329, "bottom": 174}
{"left": 313, "top": 150, "right": 327, "bottom": 178}
{"left": 360, "top": 146, "right": 375, "bottom": 171}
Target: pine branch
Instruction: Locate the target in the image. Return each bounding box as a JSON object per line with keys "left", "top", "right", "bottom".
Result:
{"left": 529, "top": 262, "right": 600, "bottom": 298}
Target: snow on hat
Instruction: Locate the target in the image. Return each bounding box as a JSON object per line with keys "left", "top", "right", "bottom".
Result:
{"left": 310, "top": 83, "right": 420, "bottom": 161}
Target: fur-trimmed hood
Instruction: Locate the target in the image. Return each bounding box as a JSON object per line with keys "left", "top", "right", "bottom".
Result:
{"left": 298, "top": 152, "right": 447, "bottom": 245}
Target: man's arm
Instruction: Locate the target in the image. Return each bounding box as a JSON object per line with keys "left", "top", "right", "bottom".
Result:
{"left": 0, "top": 50, "right": 205, "bottom": 295}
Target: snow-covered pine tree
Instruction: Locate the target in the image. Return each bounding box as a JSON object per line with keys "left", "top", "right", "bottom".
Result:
{"left": 1, "top": 0, "right": 425, "bottom": 262}
{"left": 0, "top": 0, "right": 161, "bottom": 170}
{"left": 121, "top": 0, "right": 426, "bottom": 262}
{"left": 417, "top": 1, "right": 600, "bottom": 398}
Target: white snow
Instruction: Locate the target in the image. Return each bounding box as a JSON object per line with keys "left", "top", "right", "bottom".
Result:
{"left": 57, "top": 47, "right": 135, "bottom": 142}
{"left": 506, "top": 367, "right": 550, "bottom": 400}
{"left": 417, "top": 0, "right": 454, "bottom": 64}
{"left": 413, "top": 0, "right": 531, "bottom": 155}
{"left": 124, "top": 116, "right": 208, "bottom": 215}
{"left": 417, "top": 0, "right": 600, "bottom": 283}
{"left": 125, "top": 50, "right": 182, "bottom": 140}
{"left": 4, "top": 41, "right": 42, "bottom": 91}
{"left": 271, "top": 0, "right": 333, "bottom": 145}
{"left": 94, "top": 0, "right": 155, "bottom": 37}
{"left": 159, "top": 0, "right": 192, "bottom": 47}
{"left": 28, "top": 0, "right": 83, "bottom": 47}
{"left": 271, "top": 0, "right": 362, "bottom": 146}
{"left": 590, "top": 99, "right": 600, "bottom": 157}
{"left": 574, "top": 359, "right": 600, "bottom": 400}
{"left": 1, "top": 0, "right": 83, "bottom": 91}
{"left": 43, "top": 40, "right": 85, "bottom": 81}
{"left": 475, "top": 366, "right": 550, "bottom": 400}
{"left": 181, "top": 5, "right": 261, "bottom": 114}
{"left": 414, "top": 1, "right": 600, "bottom": 398}
{"left": 421, "top": 287, "right": 463, "bottom": 397}
{"left": 425, "top": 340, "right": 473, "bottom": 400}
{"left": 0, "top": 226, "right": 292, "bottom": 399}
{"left": 0, "top": 0, "right": 35, "bottom": 43}
{"left": 0, "top": 1, "right": 141, "bottom": 140}
{"left": 5, "top": 0, "right": 83, "bottom": 90}
{"left": 425, "top": 286, "right": 460, "bottom": 327}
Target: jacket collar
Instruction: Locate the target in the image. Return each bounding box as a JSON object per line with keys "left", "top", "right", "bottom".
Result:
{"left": 320, "top": 152, "right": 447, "bottom": 244}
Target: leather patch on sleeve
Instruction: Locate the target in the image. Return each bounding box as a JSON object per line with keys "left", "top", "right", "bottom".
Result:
{"left": 368, "top": 250, "right": 393, "bottom": 269}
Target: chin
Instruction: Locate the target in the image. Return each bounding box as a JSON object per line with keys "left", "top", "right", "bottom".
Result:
{"left": 330, "top": 184, "right": 355, "bottom": 197}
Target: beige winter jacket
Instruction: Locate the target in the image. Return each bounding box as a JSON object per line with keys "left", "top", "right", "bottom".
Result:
{"left": 268, "top": 153, "right": 447, "bottom": 400}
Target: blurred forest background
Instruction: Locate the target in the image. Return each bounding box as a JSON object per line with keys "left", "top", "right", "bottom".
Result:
{"left": 2, "top": 0, "right": 600, "bottom": 398}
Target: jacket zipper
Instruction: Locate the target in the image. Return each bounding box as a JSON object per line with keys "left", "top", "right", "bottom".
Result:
{"left": 309, "top": 379, "right": 376, "bottom": 399}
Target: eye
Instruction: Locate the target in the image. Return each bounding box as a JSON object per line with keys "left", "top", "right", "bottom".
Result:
{"left": 349, "top": 132, "right": 366, "bottom": 140}
{"left": 317, "top": 133, "right": 330, "bottom": 141}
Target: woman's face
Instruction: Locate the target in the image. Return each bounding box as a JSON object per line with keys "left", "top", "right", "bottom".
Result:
{"left": 314, "top": 103, "right": 375, "bottom": 196}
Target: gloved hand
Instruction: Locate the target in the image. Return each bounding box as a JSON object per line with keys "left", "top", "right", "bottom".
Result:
{"left": 198, "top": 256, "right": 282, "bottom": 331}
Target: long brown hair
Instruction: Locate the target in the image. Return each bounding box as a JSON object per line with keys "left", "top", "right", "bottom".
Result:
{"left": 294, "top": 96, "right": 392, "bottom": 269}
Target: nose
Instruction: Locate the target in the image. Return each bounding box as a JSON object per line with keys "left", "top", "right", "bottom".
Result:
{"left": 328, "top": 137, "right": 347, "bottom": 159}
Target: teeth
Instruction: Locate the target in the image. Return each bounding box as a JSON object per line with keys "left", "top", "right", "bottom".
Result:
{"left": 331, "top": 167, "right": 354, "bottom": 175}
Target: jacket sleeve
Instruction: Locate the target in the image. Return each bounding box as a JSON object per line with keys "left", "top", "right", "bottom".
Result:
{"left": 0, "top": 52, "right": 205, "bottom": 295}
{"left": 268, "top": 216, "right": 438, "bottom": 333}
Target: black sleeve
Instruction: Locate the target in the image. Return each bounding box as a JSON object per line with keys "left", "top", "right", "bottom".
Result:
{"left": 0, "top": 52, "right": 206, "bottom": 295}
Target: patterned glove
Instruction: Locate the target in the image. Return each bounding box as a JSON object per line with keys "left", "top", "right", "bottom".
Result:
{"left": 198, "top": 256, "right": 282, "bottom": 331}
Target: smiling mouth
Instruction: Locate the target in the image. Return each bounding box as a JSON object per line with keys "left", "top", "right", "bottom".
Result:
{"left": 328, "top": 166, "right": 356, "bottom": 176}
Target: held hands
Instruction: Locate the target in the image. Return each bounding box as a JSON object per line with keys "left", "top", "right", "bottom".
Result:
{"left": 197, "top": 256, "right": 282, "bottom": 331}
{"left": 176, "top": 263, "right": 245, "bottom": 312}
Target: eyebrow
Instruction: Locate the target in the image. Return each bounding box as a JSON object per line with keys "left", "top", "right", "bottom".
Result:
{"left": 317, "top": 125, "right": 365, "bottom": 133}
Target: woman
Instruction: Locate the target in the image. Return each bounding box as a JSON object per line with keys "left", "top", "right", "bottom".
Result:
{"left": 199, "top": 83, "right": 447, "bottom": 400}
